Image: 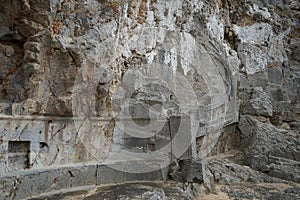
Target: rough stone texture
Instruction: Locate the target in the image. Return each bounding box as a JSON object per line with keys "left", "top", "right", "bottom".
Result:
{"left": 0, "top": 0, "right": 239, "bottom": 175}
{"left": 0, "top": 162, "right": 166, "bottom": 199}
{"left": 169, "top": 159, "right": 204, "bottom": 183}
{"left": 30, "top": 182, "right": 191, "bottom": 200}
{"left": 237, "top": 115, "right": 300, "bottom": 182}
{"left": 0, "top": 0, "right": 299, "bottom": 199}
{"left": 0, "top": 165, "right": 96, "bottom": 199}
{"left": 205, "top": 157, "right": 300, "bottom": 200}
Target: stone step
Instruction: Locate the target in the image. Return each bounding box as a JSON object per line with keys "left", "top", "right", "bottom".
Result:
{"left": 0, "top": 159, "right": 169, "bottom": 200}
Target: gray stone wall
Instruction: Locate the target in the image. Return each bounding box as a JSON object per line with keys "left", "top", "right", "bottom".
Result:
{"left": 0, "top": 0, "right": 299, "bottom": 198}
{"left": 0, "top": 0, "right": 239, "bottom": 175}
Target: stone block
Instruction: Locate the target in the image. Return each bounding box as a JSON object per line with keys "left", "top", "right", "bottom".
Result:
{"left": 238, "top": 43, "right": 267, "bottom": 75}
{"left": 68, "top": 164, "right": 97, "bottom": 187}
{"left": 0, "top": 119, "right": 45, "bottom": 143}
{"left": 97, "top": 164, "right": 126, "bottom": 185}
{"left": 0, "top": 103, "right": 11, "bottom": 115}
{"left": 268, "top": 67, "right": 282, "bottom": 84}
{"left": 97, "top": 160, "right": 168, "bottom": 185}
{"left": 118, "top": 119, "right": 171, "bottom": 152}
{"left": 3, "top": 164, "right": 98, "bottom": 199}
{"left": 170, "top": 116, "right": 194, "bottom": 160}
{"left": 247, "top": 72, "right": 269, "bottom": 88}
{"left": 241, "top": 87, "right": 273, "bottom": 117}
{"left": 169, "top": 159, "right": 203, "bottom": 183}
{"left": 13, "top": 169, "right": 61, "bottom": 199}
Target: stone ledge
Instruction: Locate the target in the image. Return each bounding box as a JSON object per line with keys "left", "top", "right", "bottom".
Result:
{"left": 29, "top": 185, "right": 96, "bottom": 200}
{"left": 0, "top": 160, "right": 169, "bottom": 200}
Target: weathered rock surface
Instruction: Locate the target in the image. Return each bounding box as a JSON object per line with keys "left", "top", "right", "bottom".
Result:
{"left": 0, "top": 0, "right": 240, "bottom": 175}
{"left": 205, "top": 157, "right": 300, "bottom": 200}
{"left": 237, "top": 115, "right": 300, "bottom": 182}
{"left": 30, "top": 182, "right": 191, "bottom": 200}
{"left": 0, "top": 0, "right": 299, "bottom": 199}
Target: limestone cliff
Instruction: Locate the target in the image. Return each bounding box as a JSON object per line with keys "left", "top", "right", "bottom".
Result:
{"left": 0, "top": 0, "right": 299, "bottom": 199}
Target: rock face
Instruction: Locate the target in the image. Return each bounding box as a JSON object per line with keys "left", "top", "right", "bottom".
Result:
{"left": 0, "top": 0, "right": 239, "bottom": 173}
{"left": 238, "top": 115, "right": 300, "bottom": 182}
{"left": 0, "top": 0, "right": 299, "bottom": 199}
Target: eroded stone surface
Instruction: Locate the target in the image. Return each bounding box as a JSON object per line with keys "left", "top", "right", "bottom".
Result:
{"left": 0, "top": 0, "right": 299, "bottom": 199}
{"left": 0, "top": 0, "right": 239, "bottom": 176}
